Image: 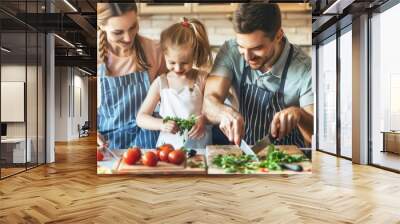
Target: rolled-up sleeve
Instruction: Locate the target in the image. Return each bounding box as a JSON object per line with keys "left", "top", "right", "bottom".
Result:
{"left": 210, "top": 41, "right": 234, "bottom": 81}
{"left": 299, "top": 65, "right": 314, "bottom": 107}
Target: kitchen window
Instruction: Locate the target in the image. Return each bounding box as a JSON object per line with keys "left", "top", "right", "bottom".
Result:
{"left": 317, "top": 35, "right": 337, "bottom": 155}
{"left": 339, "top": 27, "right": 352, "bottom": 159}
{"left": 370, "top": 2, "right": 400, "bottom": 171}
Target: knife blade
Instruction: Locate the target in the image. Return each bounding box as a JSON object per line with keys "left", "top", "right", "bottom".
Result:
{"left": 99, "top": 145, "right": 118, "bottom": 160}
{"left": 280, "top": 163, "right": 303, "bottom": 172}
{"left": 251, "top": 134, "right": 274, "bottom": 155}
{"left": 239, "top": 140, "right": 259, "bottom": 162}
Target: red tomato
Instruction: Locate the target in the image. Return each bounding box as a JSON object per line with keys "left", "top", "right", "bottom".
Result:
{"left": 123, "top": 147, "right": 141, "bottom": 165}
{"left": 168, "top": 150, "right": 186, "bottom": 165}
{"left": 158, "top": 144, "right": 174, "bottom": 152}
{"left": 142, "top": 151, "right": 158, "bottom": 167}
{"left": 97, "top": 150, "right": 104, "bottom": 161}
{"left": 159, "top": 148, "right": 173, "bottom": 162}
{"left": 155, "top": 149, "right": 162, "bottom": 161}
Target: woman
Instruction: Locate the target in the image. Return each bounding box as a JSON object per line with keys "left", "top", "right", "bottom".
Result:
{"left": 97, "top": 3, "right": 166, "bottom": 150}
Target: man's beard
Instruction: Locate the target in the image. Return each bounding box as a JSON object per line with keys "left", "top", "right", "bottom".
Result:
{"left": 249, "top": 49, "right": 275, "bottom": 71}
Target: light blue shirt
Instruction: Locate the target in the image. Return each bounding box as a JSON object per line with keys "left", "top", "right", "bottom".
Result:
{"left": 211, "top": 37, "right": 313, "bottom": 108}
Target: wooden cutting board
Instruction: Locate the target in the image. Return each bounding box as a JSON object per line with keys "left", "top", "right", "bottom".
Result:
{"left": 114, "top": 149, "right": 206, "bottom": 175}
{"left": 206, "top": 145, "right": 312, "bottom": 175}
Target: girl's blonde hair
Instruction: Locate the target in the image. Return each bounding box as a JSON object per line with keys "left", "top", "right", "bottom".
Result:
{"left": 160, "top": 17, "right": 213, "bottom": 69}
{"left": 97, "top": 3, "right": 149, "bottom": 70}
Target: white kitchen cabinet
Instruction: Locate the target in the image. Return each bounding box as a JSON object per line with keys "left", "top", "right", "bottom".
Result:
{"left": 278, "top": 3, "right": 311, "bottom": 12}
{"left": 139, "top": 3, "right": 191, "bottom": 14}
{"left": 1, "top": 138, "right": 32, "bottom": 163}
{"left": 191, "top": 3, "right": 238, "bottom": 13}
{"left": 138, "top": 3, "right": 310, "bottom": 15}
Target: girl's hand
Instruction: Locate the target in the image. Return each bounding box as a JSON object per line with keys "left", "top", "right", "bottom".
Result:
{"left": 161, "top": 120, "right": 179, "bottom": 134}
{"left": 188, "top": 115, "right": 205, "bottom": 139}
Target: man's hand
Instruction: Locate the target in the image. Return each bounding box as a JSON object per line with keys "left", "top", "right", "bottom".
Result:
{"left": 218, "top": 110, "right": 244, "bottom": 145}
{"left": 270, "top": 107, "right": 302, "bottom": 140}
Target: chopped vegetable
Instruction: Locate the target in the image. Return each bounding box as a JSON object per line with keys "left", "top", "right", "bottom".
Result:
{"left": 212, "top": 144, "right": 309, "bottom": 173}
{"left": 212, "top": 154, "right": 258, "bottom": 174}
{"left": 187, "top": 160, "right": 205, "bottom": 168}
{"left": 258, "top": 144, "right": 308, "bottom": 171}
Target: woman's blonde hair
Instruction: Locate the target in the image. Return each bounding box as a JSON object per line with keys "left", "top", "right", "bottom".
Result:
{"left": 160, "top": 17, "right": 213, "bottom": 69}
{"left": 97, "top": 3, "right": 149, "bottom": 70}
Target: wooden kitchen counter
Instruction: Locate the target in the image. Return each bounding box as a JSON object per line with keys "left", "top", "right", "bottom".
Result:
{"left": 1, "top": 135, "right": 400, "bottom": 223}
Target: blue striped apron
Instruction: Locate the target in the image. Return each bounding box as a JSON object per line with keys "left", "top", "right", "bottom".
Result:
{"left": 239, "top": 45, "right": 305, "bottom": 147}
{"left": 97, "top": 64, "right": 159, "bottom": 149}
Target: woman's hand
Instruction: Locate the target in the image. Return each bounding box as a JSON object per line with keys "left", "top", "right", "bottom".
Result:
{"left": 97, "top": 133, "right": 108, "bottom": 150}
{"left": 161, "top": 120, "right": 179, "bottom": 134}
{"left": 188, "top": 115, "right": 206, "bottom": 139}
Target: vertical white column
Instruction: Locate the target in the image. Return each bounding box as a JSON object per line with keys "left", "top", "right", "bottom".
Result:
{"left": 352, "top": 14, "right": 369, "bottom": 164}
{"left": 46, "top": 1, "right": 55, "bottom": 163}
{"left": 312, "top": 45, "right": 317, "bottom": 150}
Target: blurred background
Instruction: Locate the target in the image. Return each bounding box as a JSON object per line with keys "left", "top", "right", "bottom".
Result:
{"left": 137, "top": 3, "right": 312, "bottom": 58}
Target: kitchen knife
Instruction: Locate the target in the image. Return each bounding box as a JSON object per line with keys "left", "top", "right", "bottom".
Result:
{"left": 239, "top": 140, "right": 260, "bottom": 162}
{"left": 99, "top": 145, "right": 119, "bottom": 160}
{"left": 280, "top": 163, "right": 303, "bottom": 172}
{"left": 251, "top": 134, "right": 274, "bottom": 155}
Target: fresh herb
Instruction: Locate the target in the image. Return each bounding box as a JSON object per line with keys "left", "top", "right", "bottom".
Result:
{"left": 187, "top": 160, "right": 205, "bottom": 168}
{"left": 212, "top": 144, "right": 309, "bottom": 173}
{"left": 163, "top": 115, "right": 196, "bottom": 136}
{"left": 258, "top": 144, "right": 308, "bottom": 171}
{"left": 212, "top": 154, "right": 258, "bottom": 174}
{"left": 180, "top": 146, "right": 189, "bottom": 152}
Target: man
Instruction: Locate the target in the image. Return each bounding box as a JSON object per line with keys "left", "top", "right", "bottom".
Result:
{"left": 204, "top": 3, "right": 313, "bottom": 147}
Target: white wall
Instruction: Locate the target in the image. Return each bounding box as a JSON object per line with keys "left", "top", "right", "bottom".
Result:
{"left": 1, "top": 65, "right": 35, "bottom": 137}
{"left": 54, "top": 66, "right": 89, "bottom": 141}
{"left": 139, "top": 11, "right": 311, "bottom": 55}
{"left": 72, "top": 72, "right": 89, "bottom": 138}
{"left": 1, "top": 64, "right": 46, "bottom": 163}
{"left": 1, "top": 65, "right": 26, "bottom": 143}
{"left": 55, "top": 66, "right": 68, "bottom": 141}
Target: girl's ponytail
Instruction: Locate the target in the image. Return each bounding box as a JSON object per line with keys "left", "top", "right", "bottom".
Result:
{"left": 160, "top": 17, "right": 213, "bottom": 69}
{"left": 187, "top": 18, "right": 213, "bottom": 69}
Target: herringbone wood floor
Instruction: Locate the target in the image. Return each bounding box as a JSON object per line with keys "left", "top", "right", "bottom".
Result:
{"left": 1, "top": 135, "right": 400, "bottom": 224}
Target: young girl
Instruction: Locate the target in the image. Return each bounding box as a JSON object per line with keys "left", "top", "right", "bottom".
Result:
{"left": 137, "top": 17, "right": 213, "bottom": 149}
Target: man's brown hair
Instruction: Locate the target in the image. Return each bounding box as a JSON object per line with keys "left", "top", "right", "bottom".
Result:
{"left": 233, "top": 3, "right": 282, "bottom": 39}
